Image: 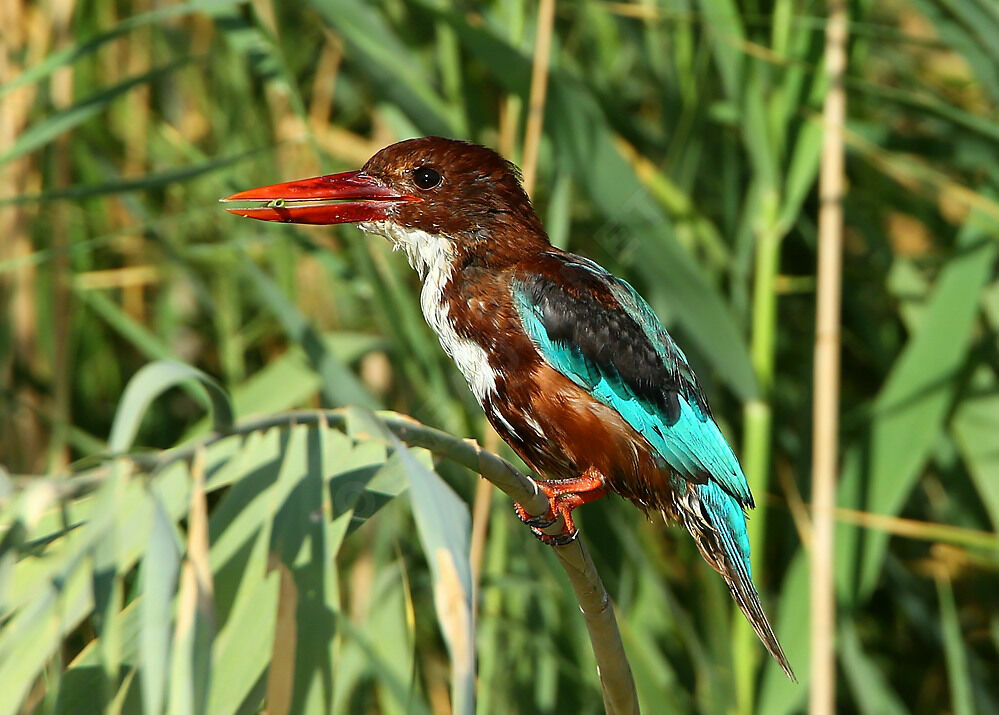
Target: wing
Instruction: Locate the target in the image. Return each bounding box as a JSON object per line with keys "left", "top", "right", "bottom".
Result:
{"left": 511, "top": 254, "right": 754, "bottom": 508}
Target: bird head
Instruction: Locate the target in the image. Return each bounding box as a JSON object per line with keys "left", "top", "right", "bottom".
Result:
{"left": 222, "top": 137, "right": 548, "bottom": 268}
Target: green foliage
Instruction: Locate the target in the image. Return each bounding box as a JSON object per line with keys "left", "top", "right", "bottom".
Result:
{"left": 2, "top": 0, "right": 999, "bottom": 712}
{"left": 0, "top": 363, "right": 468, "bottom": 714}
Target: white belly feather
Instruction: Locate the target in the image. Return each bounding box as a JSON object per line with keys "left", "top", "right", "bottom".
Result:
{"left": 358, "top": 221, "right": 497, "bottom": 404}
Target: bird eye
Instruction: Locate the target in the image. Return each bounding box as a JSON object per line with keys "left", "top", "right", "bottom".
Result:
{"left": 413, "top": 166, "right": 442, "bottom": 190}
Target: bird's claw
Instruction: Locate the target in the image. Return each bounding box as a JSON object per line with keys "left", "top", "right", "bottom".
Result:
{"left": 513, "top": 501, "right": 556, "bottom": 529}
{"left": 513, "top": 472, "right": 607, "bottom": 547}
{"left": 532, "top": 526, "right": 578, "bottom": 546}
{"left": 513, "top": 500, "right": 577, "bottom": 546}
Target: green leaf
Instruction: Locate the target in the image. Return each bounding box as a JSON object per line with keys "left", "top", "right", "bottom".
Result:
{"left": 109, "top": 361, "right": 234, "bottom": 454}
{"left": 952, "top": 366, "right": 999, "bottom": 530}
{"left": 839, "top": 619, "right": 908, "bottom": 715}
{"left": 694, "top": 0, "right": 746, "bottom": 101}
{"left": 334, "top": 614, "right": 431, "bottom": 715}
{"left": 75, "top": 287, "right": 178, "bottom": 364}
{"left": 285, "top": 427, "right": 349, "bottom": 713}
{"left": 0, "top": 558, "right": 92, "bottom": 714}
{"left": 618, "top": 579, "right": 690, "bottom": 715}
{"left": 397, "top": 447, "right": 474, "bottom": 715}
{"left": 365, "top": 564, "right": 422, "bottom": 715}
{"left": 757, "top": 553, "right": 808, "bottom": 715}
{"left": 182, "top": 333, "right": 384, "bottom": 442}
{"left": 208, "top": 428, "right": 289, "bottom": 614}
{"left": 267, "top": 424, "right": 334, "bottom": 713}
{"left": 140, "top": 494, "right": 181, "bottom": 715}
{"left": 779, "top": 119, "right": 824, "bottom": 234}
{"left": 206, "top": 571, "right": 280, "bottom": 715}
{"left": 937, "top": 577, "right": 975, "bottom": 715}
{"left": 352, "top": 408, "right": 474, "bottom": 715}
{"left": 56, "top": 600, "right": 144, "bottom": 714}
{"left": 92, "top": 467, "right": 128, "bottom": 712}
{"left": 857, "top": 213, "right": 998, "bottom": 596}
{"left": 167, "top": 469, "right": 214, "bottom": 715}
{"left": 210, "top": 4, "right": 313, "bottom": 134}
{"left": 742, "top": 64, "right": 779, "bottom": 191}
{"left": 0, "top": 469, "right": 148, "bottom": 713}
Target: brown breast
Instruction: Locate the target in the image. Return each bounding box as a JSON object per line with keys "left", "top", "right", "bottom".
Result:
{"left": 485, "top": 361, "right": 675, "bottom": 513}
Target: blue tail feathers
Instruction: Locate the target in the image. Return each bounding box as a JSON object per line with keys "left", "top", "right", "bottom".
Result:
{"left": 687, "top": 481, "right": 796, "bottom": 681}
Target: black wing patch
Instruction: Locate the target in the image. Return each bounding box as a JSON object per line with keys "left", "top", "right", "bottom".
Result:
{"left": 517, "top": 269, "right": 695, "bottom": 426}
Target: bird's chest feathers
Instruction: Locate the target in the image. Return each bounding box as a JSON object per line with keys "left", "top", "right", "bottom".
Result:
{"left": 359, "top": 220, "right": 497, "bottom": 403}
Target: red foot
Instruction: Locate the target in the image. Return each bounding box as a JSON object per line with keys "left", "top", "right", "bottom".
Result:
{"left": 514, "top": 469, "right": 608, "bottom": 545}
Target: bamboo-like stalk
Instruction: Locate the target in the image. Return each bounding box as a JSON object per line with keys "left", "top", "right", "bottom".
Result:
{"left": 45, "top": 0, "right": 78, "bottom": 473}
{"left": 521, "top": 0, "right": 556, "bottom": 197}
{"left": 810, "top": 1, "right": 848, "bottom": 713}
{"left": 0, "top": 0, "right": 42, "bottom": 473}
{"left": 735, "top": 195, "right": 782, "bottom": 714}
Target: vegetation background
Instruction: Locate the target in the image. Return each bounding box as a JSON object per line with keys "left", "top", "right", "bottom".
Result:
{"left": 2, "top": 0, "right": 998, "bottom": 713}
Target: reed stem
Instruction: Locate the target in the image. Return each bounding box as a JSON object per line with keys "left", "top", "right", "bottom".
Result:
{"left": 810, "top": 1, "right": 849, "bottom": 712}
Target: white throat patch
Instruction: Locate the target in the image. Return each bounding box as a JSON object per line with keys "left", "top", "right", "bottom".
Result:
{"left": 357, "top": 221, "right": 497, "bottom": 403}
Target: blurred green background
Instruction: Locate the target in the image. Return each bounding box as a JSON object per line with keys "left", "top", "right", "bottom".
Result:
{"left": 2, "top": 0, "right": 999, "bottom": 712}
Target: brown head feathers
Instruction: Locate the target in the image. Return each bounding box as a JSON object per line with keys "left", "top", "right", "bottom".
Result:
{"left": 362, "top": 137, "right": 548, "bottom": 244}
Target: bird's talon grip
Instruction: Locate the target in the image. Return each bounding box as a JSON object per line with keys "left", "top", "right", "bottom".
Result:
{"left": 513, "top": 501, "right": 556, "bottom": 529}
{"left": 538, "top": 528, "right": 578, "bottom": 547}
{"left": 527, "top": 514, "right": 558, "bottom": 529}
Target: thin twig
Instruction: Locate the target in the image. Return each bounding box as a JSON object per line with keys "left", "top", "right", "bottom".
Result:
{"left": 832, "top": 506, "right": 999, "bottom": 551}
{"left": 777, "top": 463, "right": 812, "bottom": 549}
{"left": 811, "top": 1, "right": 848, "bottom": 713}
{"left": 521, "top": 0, "right": 556, "bottom": 197}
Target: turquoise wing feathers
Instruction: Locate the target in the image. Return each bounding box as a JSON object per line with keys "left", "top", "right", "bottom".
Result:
{"left": 511, "top": 255, "right": 754, "bottom": 509}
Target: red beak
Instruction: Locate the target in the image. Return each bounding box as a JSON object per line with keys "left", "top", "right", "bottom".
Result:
{"left": 220, "top": 170, "right": 419, "bottom": 224}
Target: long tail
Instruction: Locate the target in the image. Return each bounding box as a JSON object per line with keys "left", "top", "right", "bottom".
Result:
{"left": 677, "top": 481, "right": 796, "bottom": 681}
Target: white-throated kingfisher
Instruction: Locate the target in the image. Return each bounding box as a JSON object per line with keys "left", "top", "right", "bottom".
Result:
{"left": 222, "top": 137, "right": 794, "bottom": 679}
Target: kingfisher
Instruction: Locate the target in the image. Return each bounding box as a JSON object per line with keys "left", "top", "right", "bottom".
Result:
{"left": 223, "top": 137, "right": 794, "bottom": 679}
